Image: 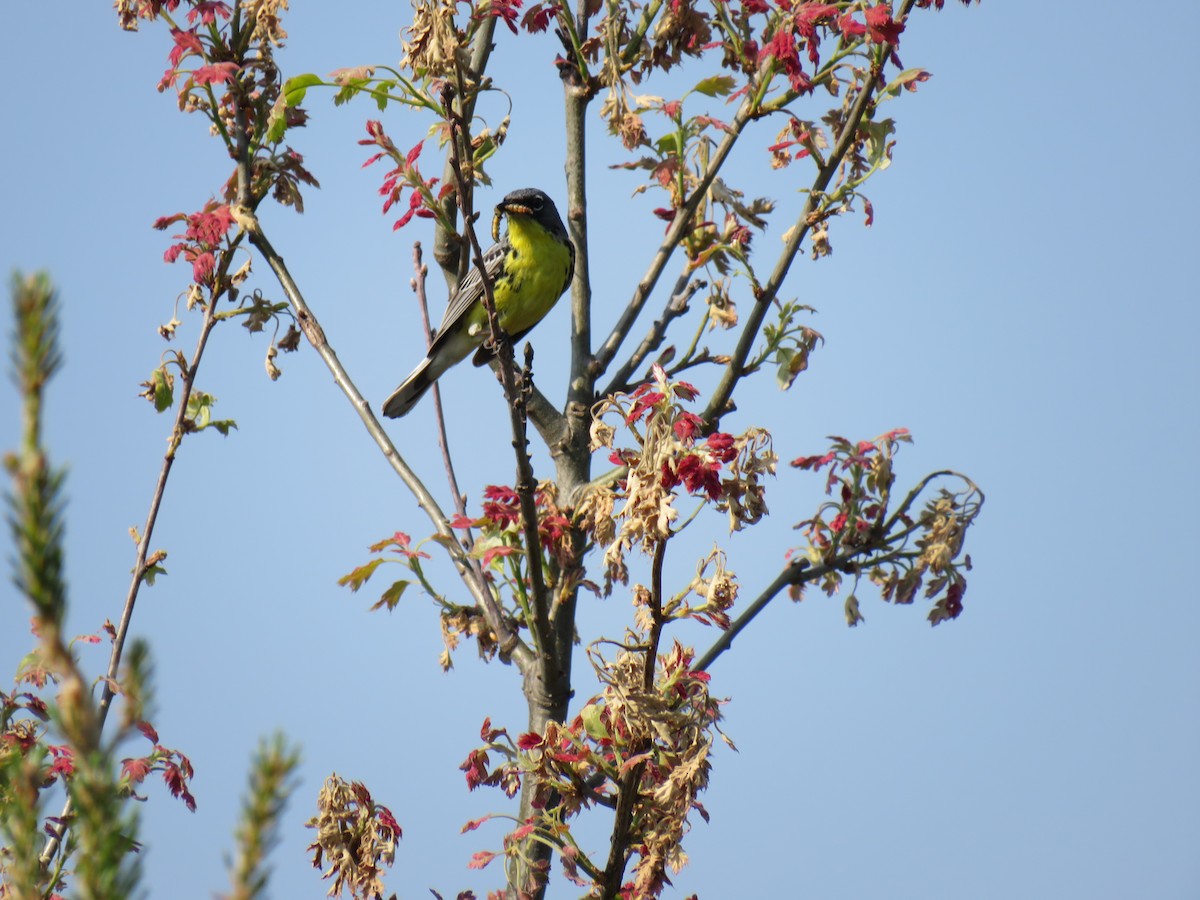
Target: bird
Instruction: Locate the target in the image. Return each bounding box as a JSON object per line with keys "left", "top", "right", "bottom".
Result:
{"left": 382, "top": 188, "right": 575, "bottom": 418}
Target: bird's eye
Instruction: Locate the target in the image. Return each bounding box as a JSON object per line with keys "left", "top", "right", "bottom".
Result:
{"left": 530, "top": 195, "right": 543, "bottom": 210}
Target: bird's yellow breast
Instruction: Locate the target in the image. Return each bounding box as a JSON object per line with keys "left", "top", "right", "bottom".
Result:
{"left": 491, "top": 215, "right": 574, "bottom": 336}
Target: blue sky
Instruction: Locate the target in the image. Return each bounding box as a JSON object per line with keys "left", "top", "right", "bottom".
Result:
{"left": 2, "top": 2, "right": 1198, "bottom": 898}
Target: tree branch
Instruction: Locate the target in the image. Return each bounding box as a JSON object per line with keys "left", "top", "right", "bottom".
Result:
{"left": 599, "top": 538, "right": 668, "bottom": 895}
{"left": 557, "top": 49, "right": 596, "bottom": 503}
{"left": 591, "top": 99, "right": 755, "bottom": 380}
{"left": 693, "top": 461, "right": 977, "bottom": 673}
{"left": 237, "top": 209, "right": 533, "bottom": 670}
{"left": 411, "top": 242, "right": 469, "bottom": 523}
{"left": 700, "top": 51, "right": 889, "bottom": 425}
{"left": 38, "top": 225, "right": 244, "bottom": 866}
{"left": 441, "top": 90, "right": 553, "bottom": 664}
{"left": 693, "top": 559, "right": 808, "bottom": 673}
{"left": 526, "top": 381, "right": 571, "bottom": 454}
{"left": 409, "top": 241, "right": 507, "bottom": 614}
{"left": 601, "top": 272, "right": 702, "bottom": 397}
{"left": 432, "top": 16, "right": 499, "bottom": 284}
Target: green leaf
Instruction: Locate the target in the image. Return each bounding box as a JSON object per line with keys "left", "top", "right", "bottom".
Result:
{"left": 264, "top": 95, "right": 288, "bottom": 145}
{"left": 282, "top": 73, "right": 323, "bottom": 107}
{"left": 580, "top": 702, "right": 610, "bottom": 741}
{"left": 265, "top": 74, "right": 324, "bottom": 146}
{"left": 692, "top": 74, "right": 736, "bottom": 98}
{"left": 140, "top": 551, "right": 169, "bottom": 587}
{"left": 152, "top": 367, "right": 173, "bottom": 412}
{"left": 338, "top": 558, "right": 386, "bottom": 591}
{"left": 185, "top": 391, "right": 237, "bottom": 436}
{"left": 653, "top": 132, "right": 684, "bottom": 158}
{"left": 143, "top": 562, "right": 168, "bottom": 586}
{"left": 860, "top": 119, "right": 896, "bottom": 171}
{"left": 332, "top": 80, "right": 366, "bottom": 107}
{"left": 775, "top": 348, "right": 799, "bottom": 390}
{"left": 187, "top": 391, "right": 212, "bottom": 428}
{"left": 879, "top": 68, "right": 931, "bottom": 102}
{"left": 370, "top": 580, "right": 410, "bottom": 612}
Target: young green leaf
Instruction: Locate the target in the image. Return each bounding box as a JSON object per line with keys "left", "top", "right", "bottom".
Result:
{"left": 370, "top": 580, "right": 410, "bottom": 612}
{"left": 692, "top": 75, "right": 736, "bottom": 98}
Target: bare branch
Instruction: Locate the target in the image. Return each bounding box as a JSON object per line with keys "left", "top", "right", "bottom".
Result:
{"left": 411, "top": 241, "right": 469, "bottom": 523}
{"left": 238, "top": 210, "right": 533, "bottom": 670}
{"left": 701, "top": 49, "right": 891, "bottom": 425}
{"left": 441, "top": 89, "right": 553, "bottom": 662}
{"left": 556, "top": 60, "right": 597, "bottom": 509}
{"left": 432, "top": 16, "right": 499, "bottom": 284}
{"left": 409, "top": 241, "right": 507, "bottom": 624}
{"left": 693, "top": 560, "right": 809, "bottom": 673}
{"left": 591, "top": 100, "right": 756, "bottom": 379}
{"left": 526, "top": 381, "right": 571, "bottom": 453}
{"left": 39, "top": 228, "right": 241, "bottom": 865}
{"left": 601, "top": 273, "right": 703, "bottom": 396}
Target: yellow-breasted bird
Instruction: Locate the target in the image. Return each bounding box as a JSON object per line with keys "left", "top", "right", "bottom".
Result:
{"left": 382, "top": 188, "right": 575, "bottom": 418}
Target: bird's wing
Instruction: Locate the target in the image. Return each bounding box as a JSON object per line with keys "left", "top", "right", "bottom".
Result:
{"left": 428, "top": 241, "right": 508, "bottom": 356}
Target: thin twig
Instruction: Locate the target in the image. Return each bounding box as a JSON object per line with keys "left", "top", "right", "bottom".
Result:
{"left": 432, "top": 16, "right": 499, "bottom": 283}
{"left": 644, "top": 538, "right": 667, "bottom": 688}
{"left": 700, "top": 45, "right": 891, "bottom": 425}
{"left": 693, "top": 559, "right": 809, "bottom": 673}
{"left": 525, "top": 382, "right": 571, "bottom": 454}
{"left": 562, "top": 62, "right": 592, "bottom": 410}
{"left": 411, "top": 242, "right": 500, "bottom": 608}
{"left": 232, "top": 47, "right": 531, "bottom": 667}
{"left": 39, "top": 243, "right": 234, "bottom": 868}
{"left": 239, "top": 211, "right": 531, "bottom": 668}
{"left": 882, "top": 469, "right": 962, "bottom": 534}
{"left": 601, "top": 273, "right": 702, "bottom": 397}
{"left": 411, "top": 242, "right": 469, "bottom": 523}
{"left": 599, "top": 538, "right": 668, "bottom": 894}
{"left": 441, "top": 90, "right": 553, "bottom": 661}
{"left": 692, "top": 461, "right": 964, "bottom": 672}
{"left": 41, "top": 35, "right": 269, "bottom": 870}
{"left": 591, "top": 99, "right": 755, "bottom": 380}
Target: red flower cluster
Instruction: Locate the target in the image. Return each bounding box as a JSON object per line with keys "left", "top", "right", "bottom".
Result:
{"left": 759, "top": 3, "right": 905, "bottom": 95}
{"left": 662, "top": 423, "right": 739, "bottom": 502}
{"left": 480, "top": 484, "right": 522, "bottom": 527}
{"left": 791, "top": 427, "right": 909, "bottom": 494}
{"left": 155, "top": 202, "right": 235, "bottom": 285}
{"left": 459, "top": 718, "right": 521, "bottom": 797}
{"left": 121, "top": 731, "right": 197, "bottom": 813}
{"left": 359, "top": 122, "right": 441, "bottom": 231}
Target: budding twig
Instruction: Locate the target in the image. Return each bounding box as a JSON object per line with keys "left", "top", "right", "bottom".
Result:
{"left": 411, "top": 241, "right": 470, "bottom": 526}
{"left": 441, "top": 83, "right": 553, "bottom": 663}
{"left": 701, "top": 42, "right": 895, "bottom": 426}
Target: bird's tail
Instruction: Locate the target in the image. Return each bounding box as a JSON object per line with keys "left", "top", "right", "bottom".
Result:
{"left": 382, "top": 357, "right": 437, "bottom": 418}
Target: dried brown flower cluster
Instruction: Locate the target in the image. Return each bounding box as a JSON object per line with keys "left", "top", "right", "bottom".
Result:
{"left": 401, "top": 0, "right": 466, "bottom": 78}
{"left": 306, "top": 775, "right": 401, "bottom": 899}
{"left": 585, "top": 365, "right": 776, "bottom": 590}
{"left": 440, "top": 604, "right": 500, "bottom": 671}
{"left": 872, "top": 491, "right": 976, "bottom": 625}
{"left": 510, "top": 641, "right": 727, "bottom": 899}
{"left": 242, "top": 0, "right": 289, "bottom": 47}
{"left": 792, "top": 430, "right": 983, "bottom": 625}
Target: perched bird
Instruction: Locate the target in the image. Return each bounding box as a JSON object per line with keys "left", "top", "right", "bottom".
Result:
{"left": 382, "top": 188, "right": 575, "bottom": 418}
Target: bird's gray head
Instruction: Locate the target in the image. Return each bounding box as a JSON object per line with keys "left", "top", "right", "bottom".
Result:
{"left": 494, "top": 188, "right": 568, "bottom": 241}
